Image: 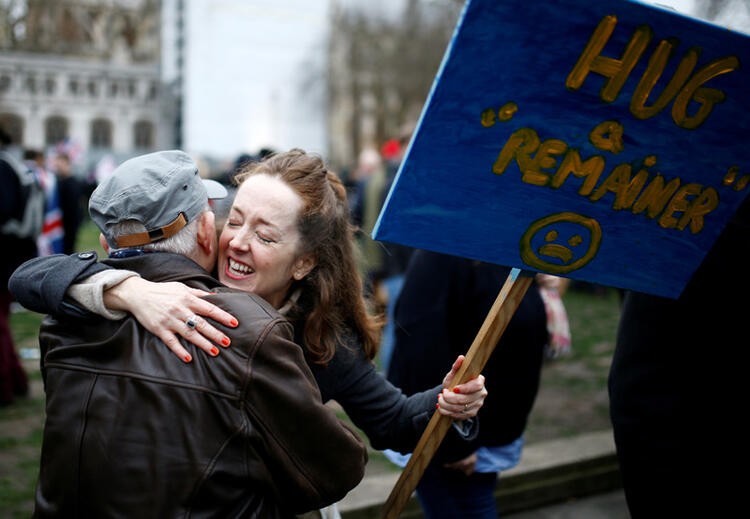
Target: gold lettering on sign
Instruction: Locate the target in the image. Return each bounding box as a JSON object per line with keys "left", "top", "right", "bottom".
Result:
{"left": 492, "top": 125, "right": 724, "bottom": 234}
{"left": 566, "top": 16, "right": 739, "bottom": 129}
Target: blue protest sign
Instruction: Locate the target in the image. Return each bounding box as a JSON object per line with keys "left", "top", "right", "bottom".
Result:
{"left": 372, "top": 0, "right": 750, "bottom": 298}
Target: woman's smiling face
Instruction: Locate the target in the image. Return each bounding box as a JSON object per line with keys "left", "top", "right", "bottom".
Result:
{"left": 218, "top": 174, "right": 314, "bottom": 308}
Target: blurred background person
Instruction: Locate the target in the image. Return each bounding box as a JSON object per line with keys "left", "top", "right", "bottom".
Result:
{"left": 536, "top": 273, "right": 572, "bottom": 360}
{"left": 385, "top": 250, "right": 549, "bottom": 518}
{"left": 350, "top": 127, "right": 416, "bottom": 375}
{"left": 24, "top": 149, "right": 64, "bottom": 256}
{"left": 371, "top": 126, "right": 415, "bottom": 375}
{"left": 51, "top": 151, "right": 87, "bottom": 254}
{"left": 350, "top": 146, "right": 386, "bottom": 286}
{"left": 0, "top": 127, "right": 36, "bottom": 406}
{"left": 609, "top": 195, "right": 750, "bottom": 518}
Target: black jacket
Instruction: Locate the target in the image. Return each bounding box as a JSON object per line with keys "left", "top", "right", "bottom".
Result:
{"left": 1, "top": 153, "right": 38, "bottom": 286}
{"left": 388, "top": 250, "right": 548, "bottom": 451}
{"left": 607, "top": 194, "right": 750, "bottom": 516}
{"left": 30, "top": 252, "right": 366, "bottom": 518}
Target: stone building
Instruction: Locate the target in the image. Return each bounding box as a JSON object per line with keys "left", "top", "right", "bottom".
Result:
{"left": 0, "top": 0, "right": 175, "bottom": 168}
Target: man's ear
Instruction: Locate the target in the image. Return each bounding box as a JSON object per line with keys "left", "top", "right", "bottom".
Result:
{"left": 197, "top": 211, "right": 216, "bottom": 256}
{"left": 99, "top": 233, "right": 110, "bottom": 254}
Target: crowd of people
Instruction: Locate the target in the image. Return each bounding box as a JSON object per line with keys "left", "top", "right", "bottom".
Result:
{"left": 1, "top": 130, "right": 95, "bottom": 407}
{"left": 3, "top": 119, "right": 746, "bottom": 517}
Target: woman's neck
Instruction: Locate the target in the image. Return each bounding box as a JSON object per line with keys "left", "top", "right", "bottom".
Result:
{"left": 277, "top": 287, "right": 301, "bottom": 316}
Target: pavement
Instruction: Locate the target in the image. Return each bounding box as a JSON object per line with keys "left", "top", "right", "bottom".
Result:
{"left": 338, "top": 430, "right": 630, "bottom": 518}
{"left": 505, "top": 490, "right": 628, "bottom": 518}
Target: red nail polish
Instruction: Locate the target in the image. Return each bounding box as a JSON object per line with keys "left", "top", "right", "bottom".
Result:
{"left": 230, "top": 318, "right": 239, "bottom": 327}
{"left": 435, "top": 403, "right": 440, "bottom": 409}
{"left": 453, "top": 387, "right": 461, "bottom": 394}
{"left": 221, "top": 337, "right": 230, "bottom": 347}
{"left": 183, "top": 354, "right": 192, "bottom": 363}
{"left": 210, "top": 347, "right": 219, "bottom": 356}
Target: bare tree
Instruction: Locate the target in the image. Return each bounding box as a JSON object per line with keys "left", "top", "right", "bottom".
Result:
{"left": 0, "top": 0, "right": 160, "bottom": 61}
{"left": 692, "top": 0, "right": 750, "bottom": 31}
{"left": 0, "top": 0, "right": 28, "bottom": 50}
{"left": 694, "top": 0, "right": 733, "bottom": 21}
{"left": 326, "top": 0, "right": 463, "bottom": 169}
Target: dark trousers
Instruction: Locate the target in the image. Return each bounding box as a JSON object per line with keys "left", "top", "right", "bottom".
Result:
{"left": 0, "top": 290, "right": 28, "bottom": 405}
{"left": 416, "top": 465, "right": 498, "bottom": 519}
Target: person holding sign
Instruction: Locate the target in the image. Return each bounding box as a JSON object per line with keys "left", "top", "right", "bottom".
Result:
{"left": 385, "top": 250, "right": 549, "bottom": 519}
{"left": 609, "top": 195, "right": 749, "bottom": 518}
{"left": 10, "top": 148, "right": 488, "bottom": 461}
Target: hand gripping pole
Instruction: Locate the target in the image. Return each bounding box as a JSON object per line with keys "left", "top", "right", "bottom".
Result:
{"left": 382, "top": 268, "right": 533, "bottom": 519}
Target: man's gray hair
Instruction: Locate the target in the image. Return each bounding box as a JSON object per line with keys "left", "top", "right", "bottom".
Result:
{"left": 108, "top": 208, "right": 209, "bottom": 260}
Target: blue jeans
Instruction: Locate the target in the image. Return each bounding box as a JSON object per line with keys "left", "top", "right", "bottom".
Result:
{"left": 416, "top": 465, "right": 499, "bottom": 519}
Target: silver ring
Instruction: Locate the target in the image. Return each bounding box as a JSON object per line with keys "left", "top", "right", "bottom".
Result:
{"left": 463, "top": 403, "right": 469, "bottom": 413}
{"left": 185, "top": 315, "right": 198, "bottom": 330}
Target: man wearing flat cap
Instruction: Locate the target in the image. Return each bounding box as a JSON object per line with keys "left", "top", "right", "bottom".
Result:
{"left": 20, "top": 150, "right": 366, "bottom": 518}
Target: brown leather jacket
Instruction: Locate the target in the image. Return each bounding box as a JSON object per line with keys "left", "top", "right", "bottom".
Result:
{"left": 34, "top": 253, "right": 367, "bottom": 518}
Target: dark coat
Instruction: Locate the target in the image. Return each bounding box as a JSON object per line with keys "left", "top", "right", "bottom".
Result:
{"left": 1, "top": 154, "right": 38, "bottom": 286}
{"left": 30, "top": 252, "right": 366, "bottom": 518}
{"left": 388, "top": 250, "right": 549, "bottom": 452}
{"left": 56, "top": 174, "right": 87, "bottom": 255}
{"left": 608, "top": 195, "right": 750, "bottom": 517}
{"left": 308, "top": 328, "right": 442, "bottom": 454}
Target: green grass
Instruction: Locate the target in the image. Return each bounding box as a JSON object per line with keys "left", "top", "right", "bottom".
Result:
{"left": 0, "top": 449, "right": 41, "bottom": 519}
{"left": 1, "top": 308, "right": 45, "bottom": 517}
{"left": 554, "top": 286, "right": 620, "bottom": 385}
{"left": 524, "top": 284, "right": 621, "bottom": 443}
{"left": 0, "top": 218, "right": 101, "bottom": 516}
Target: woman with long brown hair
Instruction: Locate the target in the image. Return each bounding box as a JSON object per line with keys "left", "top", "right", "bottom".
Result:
{"left": 11, "top": 148, "right": 487, "bottom": 455}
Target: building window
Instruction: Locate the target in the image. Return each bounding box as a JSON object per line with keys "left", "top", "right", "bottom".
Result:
{"left": 91, "top": 118, "right": 112, "bottom": 148}
{"left": 0, "top": 113, "right": 24, "bottom": 145}
{"left": 134, "top": 120, "right": 154, "bottom": 149}
{"left": 68, "top": 79, "right": 79, "bottom": 95}
{"left": 26, "top": 75, "right": 37, "bottom": 94}
{"left": 128, "top": 80, "right": 137, "bottom": 98}
{"left": 0, "top": 75, "right": 11, "bottom": 93}
{"left": 88, "top": 80, "right": 98, "bottom": 97}
{"left": 45, "top": 77, "right": 56, "bottom": 95}
{"left": 45, "top": 116, "right": 69, "bottom": 146}
{"left": 147, "top": 81, "right": 158, "bottom": 100}
{"left": 109, "top": 81, "right": 119, "bottom": 98}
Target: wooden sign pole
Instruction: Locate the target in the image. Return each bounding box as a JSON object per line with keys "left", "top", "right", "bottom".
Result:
{"left": 382, "top": 268, "right": 533, "bottom": 519}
